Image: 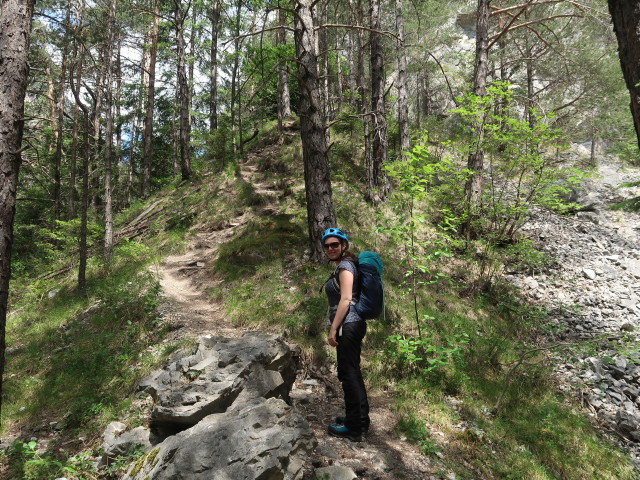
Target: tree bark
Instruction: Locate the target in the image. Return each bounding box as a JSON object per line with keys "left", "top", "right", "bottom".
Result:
{"left": 174, "top": 0, "right": 192, "bottom": 180}
{"left": 103, "top": 0, "right": 117, "bottom": 261}
{"left": 0, "top": 0, "right": 36, "bottom": 417}
{"left": 293, "top": 0, "right": 336, "bottom": 263}
{"left": 608, "top": 0, "right": 640, "bottom": 154}
{"left": 370, "top": 0, "right": 388, "bottom": 201}
{"left": 276, "top": 6, "right": 292, "bottom": 130}
{"left": 318, "top": 0, "right": 331, "bottom": 147}
{"left": 231, "top": 0, "right": 242, "bottom": 155}
{"left": 209, "top": 0, "right": 220, "bottom": 133}
{"left": 69, "top": 30, "right": 90, "bottom": 295}
{"left": 395, "top": 0, "right": 410, "bottom": 157}
{"left": 465, "top": 0, "right": 490, "bottom": 207}
{"left": 142, "top": 0, "right": 160, "bottom": 197}
{"left": 353, "top": 0, "right": 371, "bottom": 175}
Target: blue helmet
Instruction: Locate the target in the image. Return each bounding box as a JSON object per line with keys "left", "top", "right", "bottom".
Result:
{"left": 322, "top": 227, "right": 349, "bottom": 246}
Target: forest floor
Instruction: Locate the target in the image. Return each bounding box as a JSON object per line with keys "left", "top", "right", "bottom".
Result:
{"left": 151, "top": 150, "right": 439, "bottom": 479}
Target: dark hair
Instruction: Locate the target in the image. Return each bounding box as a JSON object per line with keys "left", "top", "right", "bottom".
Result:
{"left": 338, "top": 239, "right": 358, "bottom": 262}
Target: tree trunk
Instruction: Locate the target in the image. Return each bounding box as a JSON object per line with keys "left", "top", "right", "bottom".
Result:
{"left": 103, "top": 0, "right": 117, "bottom": 261}
{"left": 125, "top": 112, "right": 140, "bottom": 208}
{"left": 395, "top": 0, "right": 410, "bottom": 157}
{"left": 174, "top": 0, "right": 192, "bottom": 180}
{"left": 114, "top": 32, "right": 122, "bottom": 211}
{"left": 188, "top": 3, "right": 197, "bottom": 135}
{"left": 293, "top": 0, "right": 336, "bottom": 263}
{"left": 70, "top": 31, "right": 90, "bottom": 295}
{"left": 335, "top": 29, "right": 344, "bottom": 110}
{"left": 465, "top": 0, "right": 490, "bottom": 207}
{"left": 68, "top": 6, "right": 84, "bottom": 220}
{"left": 276, "top": 6, "right": 292, "bottom": 130}
{"left": 353, "top": 0, "right": 371, "bottom": 175}
{"left": 50, "top": 54, "right": 65, "bottom": 221}
{"left": 69, "top": 101, "right": 79, "bottom": 219}
{"left": 524, "top": 7, "right": 535, "bottom": 129}
{"left": 142, "top": 0, "right": 160, "bottom": 197}
{"left": 0, "top": 0, "right": 36, "bottom": 418}
{"left": 608, "top": 0, "right": 640, "bottom": 155}
{"left": 318, "top": 0, "right": 331, "bottom": 147}
{"left": 370, "top": 0, "right": 388, "bottom": 202}
{"left": 90, "top": 51, "right": 105, "bottom": 211}
{"left": 209, "top": 0, "right": 220, "bottom": 133}
{"left": 231, "top": 0, "right": 242, "bottom": 155}
{"left": 347, "top": 6, "right": 358, "bottom": 108}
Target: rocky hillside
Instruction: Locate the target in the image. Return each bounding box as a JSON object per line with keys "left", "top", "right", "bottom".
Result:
{"left": 509, "top": 154, "right": 640, "bottom": 468}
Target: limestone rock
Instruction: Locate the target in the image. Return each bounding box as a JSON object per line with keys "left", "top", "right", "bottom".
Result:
{"left": 99, "top": 426, "right": 153, "bottom": 467}
{"left": 123, "top": 398, "right": 315, "bottom": 480}
{"left": 314, "top": 465, "right": 358, "bottom": 480}
{"left": 138, "top": 333, "right": 298, "bottom": 430}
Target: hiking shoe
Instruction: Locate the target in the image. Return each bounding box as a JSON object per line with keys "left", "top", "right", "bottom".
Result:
{"left": 327, "top": 423, "right": 362, "bottom": 442}
{"left": 335, "top": 416, "right": 369, "bottom": 434}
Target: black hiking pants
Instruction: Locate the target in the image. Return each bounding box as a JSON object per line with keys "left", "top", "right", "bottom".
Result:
{"left": 336, "top": 320, "right": 370, "bottom": 434}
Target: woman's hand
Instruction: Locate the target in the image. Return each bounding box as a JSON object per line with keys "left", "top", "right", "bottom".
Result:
{"left": 328, "top": 327, "right": 339, "bottom": 347}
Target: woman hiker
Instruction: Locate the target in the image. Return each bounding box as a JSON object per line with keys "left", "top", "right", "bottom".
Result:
{"left": 322, "top": 227, "right": 370, "bottom": 442}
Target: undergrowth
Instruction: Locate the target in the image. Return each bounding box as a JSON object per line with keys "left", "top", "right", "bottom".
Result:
{"left": 1, "top": 120, "right": 637, "bottom": 480}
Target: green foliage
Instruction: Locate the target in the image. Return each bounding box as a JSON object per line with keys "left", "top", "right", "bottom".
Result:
{"left": 396, "top": 413, "right": 442, "bottom": 457}
{"left": 454, "top": 81, "right": 585, "bottom": 241}
{"left": 611, "top": 180, "right": 640, "bottom": 212}
{"left": 204, "top": 122, "right": 234, "bottom": 172}
{"left": 5, "top": 235, "right": 166, "bottom": 441}
{"left": 386, "top": 328, "right": 469, "bottom": 377}
{"left": 5, "top": 440, "right": 84, "bottom": 480}
{"left": 242, "top": 43, "right": 299, "bottom": 120}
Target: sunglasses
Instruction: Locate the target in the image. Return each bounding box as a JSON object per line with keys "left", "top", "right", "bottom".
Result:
{"left": 323, "top": 241, "right": 341, "bottom": 250}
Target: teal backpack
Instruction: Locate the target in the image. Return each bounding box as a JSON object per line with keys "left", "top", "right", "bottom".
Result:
{"left": 353, "top": 251, "right": 384, "bottom": 320}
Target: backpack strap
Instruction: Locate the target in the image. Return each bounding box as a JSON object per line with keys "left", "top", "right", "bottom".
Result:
{"left": 319, "top": 258, "right": 357, "bottom": 293}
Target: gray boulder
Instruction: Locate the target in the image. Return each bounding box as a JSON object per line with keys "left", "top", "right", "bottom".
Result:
{"left": 99, "top": 425, "right": 153, "bottom": 467}
{"left": 123, "top": 397, "right": 315, "bottom": 480}
{"left": 138, "top": 333, "right": 298, "bottom": 431}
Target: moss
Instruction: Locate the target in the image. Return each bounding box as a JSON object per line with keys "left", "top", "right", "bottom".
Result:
{"left": 129, "top": 448, "right": 160, "bottom": 478}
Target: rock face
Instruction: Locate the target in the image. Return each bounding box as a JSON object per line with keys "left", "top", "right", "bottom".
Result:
{"left": 109, "top": 333, "right": 315, "bottom": 480}
{"left": 123, "top": 397, "right": 314, "bottom": 480}
{"left": 138, "top": 332, "right": 298, "bottom": 432}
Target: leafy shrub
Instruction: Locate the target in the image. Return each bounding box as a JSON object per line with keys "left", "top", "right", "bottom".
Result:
{"left": 453, "top": 81, "right": 584, "bottom": 241}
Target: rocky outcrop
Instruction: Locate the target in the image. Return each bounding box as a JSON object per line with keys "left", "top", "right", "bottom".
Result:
{"left": 138, "top": 332, "right": 298, "bottom": 433}
{"left": 123, "top": 397, "right": 314, "bottom": 480}
{"left": 104, "top": 332, "right": 315, "bottom": 480}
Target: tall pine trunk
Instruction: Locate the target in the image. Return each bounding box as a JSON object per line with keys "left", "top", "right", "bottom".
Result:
{"left": 465, "top": 0, "right": 490, "bottom": 207}
{"left": 370, "top": 0, "right": 388, "bottom": 202}
{"left": 174, "top": 0, "right": 192, "bottom": 180}
{"left": 608, "top": 0, "right": 640, "bottom": 157}
{"left": 231, "top": 0, "right": 242, "bottom": 155}
{"left": 293, "top": 0, "right": 336, "bottom": 263}
{"left": 353, "top": 0, "right": 371, "bottom": 177}
{"left": 0, "top": 0, "right": 36, "bottom": 417}
{"left": 209, "top": 0, "right": 220, "bottom": 133}
{"left": 54, "top": 11, "right": 70, "bottom": 221}
{"left": 103, "top": 0, "right": 117, "bottom": 261}
{"left": 70, "top": 31, "right": 91, "bottom": 295}
{"left": 395, "top": 0, "right": 410, "bottom": 157}
{"left": 276, "top": 6, "right": 292, "bottom": 130}
{"left": 142, "top": 0, "right": 160, "bottom": 197}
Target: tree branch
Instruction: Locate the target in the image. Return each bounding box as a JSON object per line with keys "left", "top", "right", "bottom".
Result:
{"left": 316, "top": 24, "right": 398, "bottom": 41}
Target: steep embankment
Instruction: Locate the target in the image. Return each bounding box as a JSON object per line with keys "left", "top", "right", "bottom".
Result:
{"left": 509, "top": 154, "right": 640, "bottom": 468}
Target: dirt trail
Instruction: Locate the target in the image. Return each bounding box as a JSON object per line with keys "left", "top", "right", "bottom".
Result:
{"left": 152, "top": 150, "right": 439, "bottom": 479}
